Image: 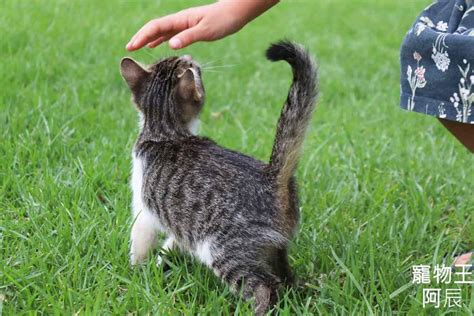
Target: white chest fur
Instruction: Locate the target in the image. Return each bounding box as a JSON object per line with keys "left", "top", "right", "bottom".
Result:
{"left": 131, "top": 152, "right": 144, "bottom": 218}
{"left": 129, "top": 152, "right": 163, "bottom": 265}
{"left": 187, "top": 118, "right": 200, "bottom": 135}
{"left": 130, "top": 153, "right": 163, "bottom": 229}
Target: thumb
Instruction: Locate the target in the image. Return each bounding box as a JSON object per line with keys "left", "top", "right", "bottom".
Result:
{"left": 169, "top": 25, "right": 204, "bottom": 49}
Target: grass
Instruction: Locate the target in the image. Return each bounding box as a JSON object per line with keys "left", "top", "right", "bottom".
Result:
{"left": 1, "top": 0, "right": 473, "bottom": 314}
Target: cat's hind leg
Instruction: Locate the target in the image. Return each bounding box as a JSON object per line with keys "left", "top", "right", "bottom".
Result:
{"left": 272, "top": 248, "right": 294, "bottom": 285}
{"left": 230, "top": 265, "right": 279, "bottom": 316}
{"left": 213, "top": 255, "right": 280, "bottom": 316}
{"left": 130, "top": 210, "right": 160, "bottom": 265}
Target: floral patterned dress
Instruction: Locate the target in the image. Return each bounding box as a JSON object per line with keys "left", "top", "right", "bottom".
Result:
{"left": 400, "top": 0, "right": 474, "bottom": 124}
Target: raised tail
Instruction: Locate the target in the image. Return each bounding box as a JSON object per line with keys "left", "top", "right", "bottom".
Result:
{"left": 266, "top": 41, "right": 318, "bottom": 188}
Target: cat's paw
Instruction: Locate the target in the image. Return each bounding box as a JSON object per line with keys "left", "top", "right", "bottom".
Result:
{"left": 156, "top": 252, "right": 173, "bottom": 271}
{"left": 130, "top": 252, "right": 147, "bottom": 266}
{"left": 130, "top": 253, "right": 139, "bottom": 266}
{"left": 156, "top": 237, "right": 175, "bottom": 267}
{"left": 156, "top": 253, "right": 164, "bottom": 267}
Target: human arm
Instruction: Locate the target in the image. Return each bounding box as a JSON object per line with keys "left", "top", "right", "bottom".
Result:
{"left": 126, "top": 0, "right": 279, "bottom": 51}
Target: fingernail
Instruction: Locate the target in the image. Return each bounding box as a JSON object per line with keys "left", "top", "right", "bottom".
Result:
{"left": 169, "top": 38, "right": 182, "bottom": 49}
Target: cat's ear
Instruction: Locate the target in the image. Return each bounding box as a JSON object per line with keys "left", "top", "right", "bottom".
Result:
{"left": 177, "top": 68, "right": 204, "bottom": 105}
{"left": 120, "top": 58, "right": 150, "bottom": 96}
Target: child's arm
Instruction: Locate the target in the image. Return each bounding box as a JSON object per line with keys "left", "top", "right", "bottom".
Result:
{"left": 126, "top": 0, "right": 279, "bottom": 51}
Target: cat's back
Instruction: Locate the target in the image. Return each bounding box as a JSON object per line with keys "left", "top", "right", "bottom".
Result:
{"left": 138, "top": 136, "right": 269, "bottom": 180}
{"left": 137, "top": 136, "right": 278, "bottom": 217}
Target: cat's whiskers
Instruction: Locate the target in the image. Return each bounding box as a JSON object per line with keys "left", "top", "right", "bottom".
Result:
{"left": 141, "top": 49, "right": 158, "bottom": 60}
{"left": 201, "top": 69, "right": 225, "bottom": 73}
{"left": 201, "top": 65, "right": 238, "bottom": 73}
{"left": 200, "top": 58, "right": 226, "bottom": 67}
{"left": 202, "top": 64, "right": 237, "bottom": 69}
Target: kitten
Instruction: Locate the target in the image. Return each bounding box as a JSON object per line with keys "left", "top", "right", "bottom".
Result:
{"left": 120, "top": 41, "right": 318, "bottom": 315}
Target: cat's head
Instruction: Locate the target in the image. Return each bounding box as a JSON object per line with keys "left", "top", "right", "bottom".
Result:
{"left": 120, "top": 55, "right": 204, "bottom": 134}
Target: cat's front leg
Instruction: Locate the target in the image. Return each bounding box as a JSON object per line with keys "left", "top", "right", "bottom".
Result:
{"left": 156, "top": 236, "right": 176, "bottom": 267}
{"left": 130, "top": 210, "right": 159, "bottom": 265}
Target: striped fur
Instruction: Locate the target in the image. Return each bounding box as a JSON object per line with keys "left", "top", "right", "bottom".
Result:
{"left": 120, "top": 41, "right": 318, "bottom": 315}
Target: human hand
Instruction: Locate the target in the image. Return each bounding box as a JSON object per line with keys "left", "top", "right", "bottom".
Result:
{"left": 126, "top": 0, "right": 278, "bottom": 51}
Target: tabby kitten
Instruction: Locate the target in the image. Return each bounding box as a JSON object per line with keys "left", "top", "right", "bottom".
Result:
{"left": 120, "top": 41, "right": 318, "bottom": 315}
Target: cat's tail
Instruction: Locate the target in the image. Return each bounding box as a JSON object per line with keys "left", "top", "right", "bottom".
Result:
{"left": 266, "top": 41, "right": 318, "bottom": 193}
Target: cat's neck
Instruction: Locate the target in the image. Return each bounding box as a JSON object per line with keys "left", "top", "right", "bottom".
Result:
{"left": 138, "top": 123, "right": 197, "bottom": 144}
{"left": 139, "top": 127, "right": 191, "bottom": 142}
{"left": 137, "top": 110, "right": 191, "bottom": 137}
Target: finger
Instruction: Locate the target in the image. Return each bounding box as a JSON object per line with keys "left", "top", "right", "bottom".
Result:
{"left": 147, "top": 36, "right": 169, "bottom": 48}
{"left": 146, "top": 31, "right": 175, "bottom": 48}
{"left": 127, "top": 14, "right": 188, "bottom": 51}
{"left": 127, "top": 33, "right": 140, "bottom": 50}
{"left": 128, "top": 21, "right": 156, "bottom": 48}
{"left": 126, "top": 21, "right": 169, "bottom": 51}
{"left": 169, "top": 25, "right": 203, "bottom": 50}
{"left": 127, "top": 27, "right": 149, "bottom": 51}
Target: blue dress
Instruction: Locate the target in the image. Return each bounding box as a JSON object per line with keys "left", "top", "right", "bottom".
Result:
{"left": 400, "top": 0, "right": 474, "bottom": 124}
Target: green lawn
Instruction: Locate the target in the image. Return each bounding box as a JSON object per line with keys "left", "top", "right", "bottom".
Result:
{"left": 1, "top": 0, "right": 473, "bottom": 314}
